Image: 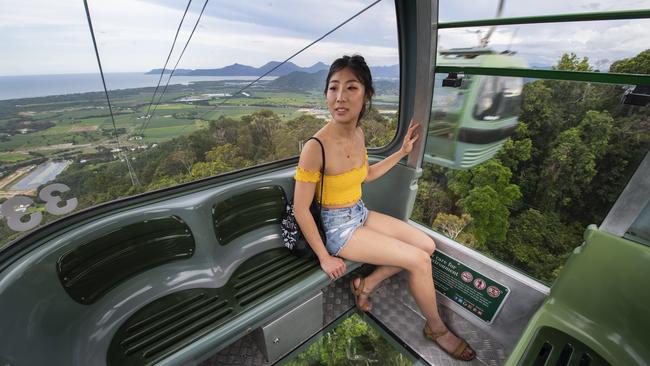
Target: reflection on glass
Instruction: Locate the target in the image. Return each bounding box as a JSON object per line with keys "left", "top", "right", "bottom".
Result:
{"left": 425, "top": 49, "right": 526, "bottom": 169}
{"left": 473, "top": 76, "right": 523, "bottom": 121}
{"left": 626, "top": 202, "right": 650, "bottom": 247}
{"left": 439, "top": 0, "right": 648, "bottom": 22}
{"left": 280, "top": 311, "right": 419, "bottom": 366}
{"left": 437, "top": 19, "right": 650, "bottom": 75}
{"left": 0, "top": 1, "right": 399, "bottom": 249}
{"left": 414, "top": 52, "right": 650, "bottom": 283}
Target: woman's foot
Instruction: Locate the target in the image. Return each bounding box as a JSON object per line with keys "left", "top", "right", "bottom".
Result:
{"left": 350, "top": 277, "right": 373, "bottom": 312}
{"left": 424, "top": 323, "right": 476, "bottom": 361}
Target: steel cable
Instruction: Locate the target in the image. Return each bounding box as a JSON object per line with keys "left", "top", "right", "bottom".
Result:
{"left": 137, "top": 0, "right": 194, "bottom": 137}
{"left": 83, "top": 0, "right": 139, "bottom": 186}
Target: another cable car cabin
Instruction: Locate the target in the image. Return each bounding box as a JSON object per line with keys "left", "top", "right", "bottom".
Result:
{"left": 425, "top": 48, "right": 526, "bottom": 169}
{"left": 0, "top": 1, "right": 649, "bottom": 366}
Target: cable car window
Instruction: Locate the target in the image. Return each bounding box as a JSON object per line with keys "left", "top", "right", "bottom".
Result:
{"left": 426, "top": 74, "right": 470, "bottom": 161}
{"left": 0, "top": 1, "right": 399, "bottom": 250}
{"left": 437, "top": 19, "right": 650, "bottom": 76}
{"left": 439, "top": 1, "right": 645, "bottom": 22}
{"left": 415, "top": 50, "right": 650, "bottom": 284}
{"left": 473, "top": 76, "right": 523, "bottom": 121}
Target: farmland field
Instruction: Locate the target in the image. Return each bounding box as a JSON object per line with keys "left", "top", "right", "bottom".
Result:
{"left": 0, "top": 76, "right": 398, "bottom": 186}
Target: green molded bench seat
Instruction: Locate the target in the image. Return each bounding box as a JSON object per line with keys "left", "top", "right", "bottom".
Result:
{"left": 518, "top": 326, "right": 610, "bottom": 366}
{"left": 212, "top": 185, "right": 287, "bottom": 246}
{"left": 107, "top": 248, "right": 321, "bottom": 366}
{"left": 57, "top": 216, "right": 195, "bottom": 305}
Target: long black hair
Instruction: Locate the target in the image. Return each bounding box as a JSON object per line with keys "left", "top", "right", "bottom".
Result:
{"left": 324, "top": 55, "right": 375, "bottom": 126}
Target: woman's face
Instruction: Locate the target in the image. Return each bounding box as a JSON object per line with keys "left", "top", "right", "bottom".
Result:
{"left": 326, "top": 67, "right": 367, "bottom": 126}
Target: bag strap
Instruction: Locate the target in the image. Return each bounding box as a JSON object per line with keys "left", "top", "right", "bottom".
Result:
{"left": 306, "top": 137, "right": 325, "bottom": 213}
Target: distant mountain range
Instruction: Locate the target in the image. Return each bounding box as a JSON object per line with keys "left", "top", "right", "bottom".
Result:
{"left": 268, "top": 69, "right": 399, "bottom": 95}
{"left": 147, "top": 61, "right": 399, "bottom": 78}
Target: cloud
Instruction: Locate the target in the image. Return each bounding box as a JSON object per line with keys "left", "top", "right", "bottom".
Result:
{"left": 438, "top": 0, "right": 650, "bottom": 70}
{"left": 0, "top": 0, "right": 399, "bottom": 75}
{"left": 0, "top": 0, "right": 647, "bottom": 76}
{"left": 439, "top": 0, "right": 646, "bottom": 21}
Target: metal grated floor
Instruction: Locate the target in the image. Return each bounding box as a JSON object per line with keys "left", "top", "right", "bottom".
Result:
{"left": 200, "top": 268, "right": 507, "bottom": 366}
{"left": 371, "top": 271, "right": 507, "bottom": 366}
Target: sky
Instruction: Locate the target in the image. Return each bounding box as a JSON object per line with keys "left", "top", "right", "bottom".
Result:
{"left": 0, "top": 0, "right": 648, "bottom": 76}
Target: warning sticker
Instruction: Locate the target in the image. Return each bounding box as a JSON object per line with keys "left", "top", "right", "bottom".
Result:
{"left": 431, "top": 251, "right": 509, "bottom": 323}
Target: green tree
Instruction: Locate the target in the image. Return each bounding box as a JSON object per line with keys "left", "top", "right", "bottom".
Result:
{"left": 495, "top": 123, "right": 532, "bottom": 173}
{"left": 210, "top": 116, "right": 241, "bottom": 146}
{"left": 285, "top": 313, "right": 412, "bottom": 366}
{"left": 518, "top": 81, "right": 564, "bottom": 162}
{"left": 145, "top": 174, "right": 192, "bottom": 191}
{"left": 537, "top": 111, "right": 612, "bottom": 211}
{"left": 273, "top": 114, "right": 324, "bottom": 159}
{"left": 447, "top": 160, "right": 521, "bottom": 245}
{"left": 411, "top": 178, "right": 454, "bottom": 227}
{"left": 191, "top": 144, "right": 251, "bottom": 179}
{"left": 497, "top": 208, "right": 582, "bottom": 283}
{"left": 537, "top": 128, "right": 595, "bottom": 210}
{"left": 362, "top": 108, "right": 395, "bottom": 147}
{"left": 554, "top": 53, "right": 593, "bottom": 72}
{"left": 432, "top": 213, "right": 481, "bottom": 250}
{"left": 610, "top": 49, "right": 650, "bottom": 74}
{"left": 237, "top": 110, "right": 281, "bottom": 163}
{"left": 577, "top": 110, "right": 614, "bottom": 158}
{"left": 576, "top": 114, "right": 650, "bottom": 223}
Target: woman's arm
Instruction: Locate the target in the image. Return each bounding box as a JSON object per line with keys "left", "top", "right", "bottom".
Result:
{"left": 365, "top": 120, "right": 420, "bottom": 183}
{"left": 365, "top": 149, "right": 407, "bottom": 182}
{"left": 293, "top": 139, "right": 346, "bottom": 279}
{"left": 293, "top": 181, "right": 329, "bottom": 259}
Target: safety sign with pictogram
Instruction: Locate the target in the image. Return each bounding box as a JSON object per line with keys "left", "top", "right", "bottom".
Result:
{"left": 431, "top": 251, "right": 510, "bottom": 323}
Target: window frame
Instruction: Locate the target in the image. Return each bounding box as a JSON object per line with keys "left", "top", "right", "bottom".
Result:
{"left": 0, "top": 0, "right": 405, "bottom": 266}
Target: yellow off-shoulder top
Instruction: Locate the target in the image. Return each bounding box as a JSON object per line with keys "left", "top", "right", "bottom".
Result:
{"left": 294, "top": 151, "right": 368, "bottom": 206}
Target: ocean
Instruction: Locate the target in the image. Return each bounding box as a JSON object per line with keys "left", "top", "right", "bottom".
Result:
{"left": 0, "top": 73, "right": 276, "bottom": 101}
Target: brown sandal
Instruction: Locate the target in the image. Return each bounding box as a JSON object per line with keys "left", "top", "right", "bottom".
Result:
{"left": 350, "top": 277, "right": 372, "bottom": 312}
{"left": 424, "top": 324, "right": 476, "bottom": 361}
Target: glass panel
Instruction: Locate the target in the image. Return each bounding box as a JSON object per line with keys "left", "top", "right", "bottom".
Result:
{"left": 473, "top": 76, "right": 523, "bottom": 121}
{"left": 415, "top": 50, "right": 650, "bottom": 283}
{"left": 0, "top": 1, "right": 399, "bottom": 249}
{"left": 626, "top": 202, "right": 650, "bottom": 247}
{"left": 278, "top": 310, "right": 424, "bottom": 366}
{"left": 440, "top": 0, "right": 647, "bottom": 22}
{"left": 437, "top": 18, "right": 650, "bottom": 74}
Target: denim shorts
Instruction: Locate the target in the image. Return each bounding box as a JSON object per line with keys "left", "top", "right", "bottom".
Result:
{"left": 321, "top": 200, "right": 369, "bottom": 256}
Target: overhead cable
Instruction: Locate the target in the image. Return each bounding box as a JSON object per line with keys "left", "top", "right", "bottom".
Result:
{"left": 203, "top": 0, "right": 383, "bottom": 115}
{"left": 139, "top": 0, "right": 209, "bottom": 137}
{"left": 138, "top": 0, "right": 194, "bottom": 137}
{"left": 83, "top": 0, "right": 140, "bottom": 186}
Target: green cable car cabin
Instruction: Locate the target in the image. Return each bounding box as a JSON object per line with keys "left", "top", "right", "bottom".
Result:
{"left": 0, "top": 1, "right": 649, "bottom": 365}
{"left": 426, "top": 48, "right": 527, "bottom": 169}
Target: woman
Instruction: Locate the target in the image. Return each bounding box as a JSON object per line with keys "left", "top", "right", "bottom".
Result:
{"left": 293, "top": 55, "right": 476, "bottom": 361}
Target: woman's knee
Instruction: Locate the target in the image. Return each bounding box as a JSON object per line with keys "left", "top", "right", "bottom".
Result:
{"left": 406, "top": 249, "right": 433, "bottom": 274}
{"left": 425, "top": 237, "right": 436, "bottom": 256}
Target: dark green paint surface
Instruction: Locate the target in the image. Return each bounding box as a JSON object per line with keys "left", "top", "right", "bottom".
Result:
{"left": 107, "top": 248, "right": 318, "bottom": 366}
{"left": 439, "top": 9, "right": 650, "bottom": 28}
{"left": 212, "top": 185, "right": 287, "bottom": 246}
{"left": 57, "top": 216, "right": 195, "bottom": 305}
{"left": 436, "top": 66, "right": 650, "bottom": 86}
{"left": 506, "top": 226, "right": 650, "bottom": 365}
{"left": 518, "top": 326, "right": 610, "bottom": 366}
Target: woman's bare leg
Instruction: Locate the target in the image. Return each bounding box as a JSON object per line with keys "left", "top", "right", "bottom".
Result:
{"left": 339, "top": 226, "right": 472, "bottom": 358}
{"left": 352, "top": 210, "right": 437, "bottom": 307}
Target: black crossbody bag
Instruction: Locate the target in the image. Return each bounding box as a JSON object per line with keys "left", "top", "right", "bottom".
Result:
{"left": 281, "top": 137, "right": 326, "bottom": 259}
